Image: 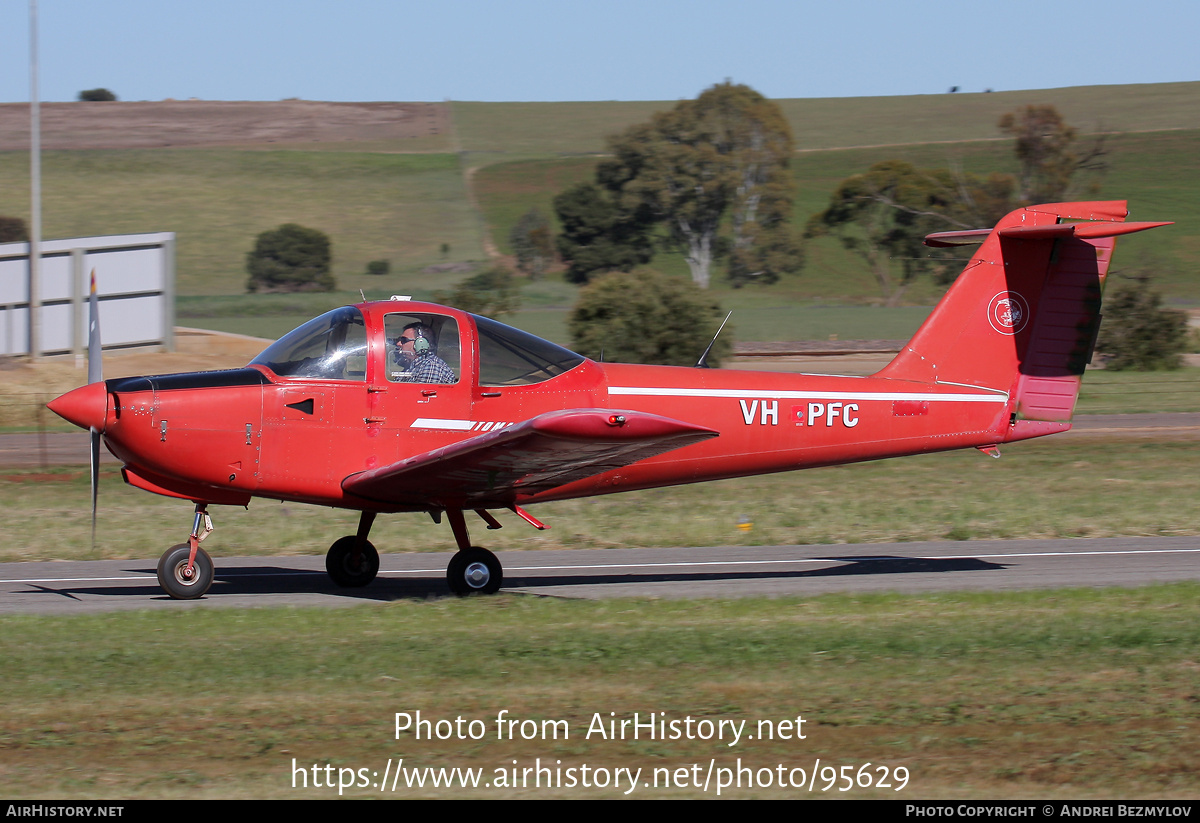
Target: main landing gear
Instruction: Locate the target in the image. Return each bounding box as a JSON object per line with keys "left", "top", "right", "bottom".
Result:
{"left": 443, "top": 509, "right": 504, "bottom": 595}
{"left": 323, "top": 508, "right": 507, "bottom": 595}
{"left": 326, "top": 512, "right": 380, "bottom": 587}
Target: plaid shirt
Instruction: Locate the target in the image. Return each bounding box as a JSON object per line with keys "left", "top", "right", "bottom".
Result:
{"left": 393, "top": 353, "right": 456, "bottom": 384}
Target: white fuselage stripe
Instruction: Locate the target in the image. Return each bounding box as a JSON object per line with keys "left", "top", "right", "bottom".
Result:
{"left": 410, "top": 418, "right": 512, "bottom": 431}
{"left": 411, "top": 418, "right": 473, "bottom": 430}
{"left": 607, "top": 387, "right": 1008, "bottom": 403}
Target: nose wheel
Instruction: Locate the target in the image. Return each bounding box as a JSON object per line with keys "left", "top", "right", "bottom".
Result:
{"left": 446, "top": 546, "right": 503, "bottom": 595}
{"left": 157, "top": 543, "right": 214, "bottom": 600}
{"left": 156, "top": 504, "right": 216, "bottom": 599}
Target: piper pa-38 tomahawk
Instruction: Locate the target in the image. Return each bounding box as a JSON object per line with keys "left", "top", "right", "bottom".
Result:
{"left": 48, "top": 200, "right": 1169, "bottom": 599}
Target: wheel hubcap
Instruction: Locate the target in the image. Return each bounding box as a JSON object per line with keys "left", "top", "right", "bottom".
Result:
{"left": 463, "top": 561, "right": 490, "bottom": 589}
{"left": 174, "top": 562, "right": 197, "bottom": 585}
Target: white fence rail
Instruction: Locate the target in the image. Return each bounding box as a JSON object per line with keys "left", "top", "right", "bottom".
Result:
{"left": 0, "top": 232, "right": 175, "bottom": 356}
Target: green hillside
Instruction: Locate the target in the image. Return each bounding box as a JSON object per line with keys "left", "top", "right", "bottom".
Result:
{"left": 0, "top": 150, "right": 484, "bottom": 297}
{"left": 1, "top": 82, "right": 1195, "bottom": 342}
{"left": 474, "top": 129, "right": 1200, "bottom": 306}
{"left": 454, "top": 82, "right": 1200, "bottom": 155}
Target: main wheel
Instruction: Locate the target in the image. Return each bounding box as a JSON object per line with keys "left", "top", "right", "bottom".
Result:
{"left": 326, "top": 536, "right": 380, "bottom": 587}
{"left": 157, "top": 543, "right": 214, "bottom": 600}
{"left": 446, "top": 547, "right": 502, "bottom": 596}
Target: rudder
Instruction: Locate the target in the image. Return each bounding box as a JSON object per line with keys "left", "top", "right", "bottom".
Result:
{"left": 877, "top": 201, "right": 1169, "bottom": 435}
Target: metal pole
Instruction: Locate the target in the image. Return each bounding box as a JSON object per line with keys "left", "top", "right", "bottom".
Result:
{"left": 28, "top": 0, "right": 41, "bottom": 361}
{"left": 72, "top": 248, "right": 85, "bottom": 364}
{"left": 163, "top": 234, "right": 176, "bottom": 352}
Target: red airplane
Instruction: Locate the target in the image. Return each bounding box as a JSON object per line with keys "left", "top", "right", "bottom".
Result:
{"left": 47, "top": 200, "right": 1169, "bottom": 600}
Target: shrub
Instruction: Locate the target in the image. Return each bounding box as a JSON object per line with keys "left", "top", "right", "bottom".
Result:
{"left": 569, "top": 269, "right": 733, "bottom": 366}
{"left": 1097, "top": 275, "right": 1188, "bottom": 370}
{"left": 245, "top": 224, "right": 335, "bottom": 293}
{"left": 509, "top": 209, "right": 554, "bottom": 279}
{"left": 0, "top": 215, "right": 28, "bottom": 242}
{"left": 432, "top": 265, "right": 521, "bottom": 319}
{"left": 366, "top": 259, "right": 390, "bottom": 276}
{"left": 78, "top": 88, "right": 117, "bottom": 102}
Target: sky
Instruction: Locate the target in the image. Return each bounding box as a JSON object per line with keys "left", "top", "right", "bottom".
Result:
{"left": 0, "top": 0, "right": 1197, "bottom": 104}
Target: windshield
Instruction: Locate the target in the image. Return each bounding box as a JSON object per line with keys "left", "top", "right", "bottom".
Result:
{"left": 250, "top": 307, "right": 367, "bottom": 381}
{"left": 474, "top": 314, "right": 585, "bottom": 386}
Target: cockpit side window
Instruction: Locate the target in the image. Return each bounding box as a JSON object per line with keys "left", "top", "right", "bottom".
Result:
{"left": 384, "top": 313, "right": 460, "bottom": 384}
{"left": 250, "top": 307, "right": 367, "bottom": 381}
{"left": 474, "top": 314, "right": 585, "bottom": 386}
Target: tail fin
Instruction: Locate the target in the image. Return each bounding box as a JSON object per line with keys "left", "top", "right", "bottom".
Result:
{"left": 877, "top": 201, "right": 1170, "bottom": 437}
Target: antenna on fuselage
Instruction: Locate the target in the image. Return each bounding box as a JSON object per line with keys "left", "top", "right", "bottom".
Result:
{"left": 695, "top": 311, "right": 732, "bottom": 369}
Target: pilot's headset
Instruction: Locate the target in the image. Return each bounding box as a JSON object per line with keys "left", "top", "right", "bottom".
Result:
{"left": 404, "top": 323, "right": 434, "bottom": 356}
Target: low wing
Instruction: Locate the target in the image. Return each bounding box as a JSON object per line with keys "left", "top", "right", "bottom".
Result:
{"left": 342, "top": 408, "right": 718, "bottom": 508}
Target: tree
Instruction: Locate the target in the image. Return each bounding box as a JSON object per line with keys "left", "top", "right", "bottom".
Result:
{"left": 78, "top": 88, "right": 117, "bottom": 102}
{"left": 245, "top": 224, "right": 334, "bottom": 293}
{"left": 806, "top": 160, "right": 1014, "bottom": 305}
{"left": 997, "top": 105, "right": 1107, "bottom": 204}
{"left": 807, "top": 105, "right": 1106, "bottom": 304}
{"left": 0, "top": 215, "right": 28, "bottom": 242}
{"left": 508, "top": 208, "right": 555, "bottom": 279}
{"left": 432, "top": 265, "right": 521, "bottom": 319}
{"left": 1097, "top": 271, "right": 1188, "bottom": 371}
{"left": 553, "top": 182, "right": 655, "bottom": 284}
{"left": 598, "top": 81, "right": 800, "bottom": 288}
{"left": 569, "top": 269, "right": 733, "bottom": 366}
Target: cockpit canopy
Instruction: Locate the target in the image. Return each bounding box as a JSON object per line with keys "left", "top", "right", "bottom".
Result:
{"left": 249, "top": 304, "right": 586, "bottom": 386}
{"left": 251, "top": 306, "right": 367, "bottom": 381}
{"left": 474, "top": 314, "right": 584, "bottom": 386}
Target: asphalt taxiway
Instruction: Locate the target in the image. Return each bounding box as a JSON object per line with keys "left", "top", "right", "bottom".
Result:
{"left": 2, "top": 536, "right": 1198, "bottom": 614}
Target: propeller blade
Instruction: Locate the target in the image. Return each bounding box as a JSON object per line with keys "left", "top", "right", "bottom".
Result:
{"left": 87, "top": 269, "right": 101, "bottom": 549}
{"left": 90, "top": 428, "right": 100, "bottom": 548}
{"left": 87, "top": 268, "right": 102, "bottom": 385}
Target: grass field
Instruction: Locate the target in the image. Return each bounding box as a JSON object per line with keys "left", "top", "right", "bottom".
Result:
{"left": 1, "top": 586, "right": 1196, "bottom": 797}
{"left": 0, "top": 150, "right": 485, "bottom": 297}
{"left": 1076, "top": 368, "right": 1200, "bottom": 415}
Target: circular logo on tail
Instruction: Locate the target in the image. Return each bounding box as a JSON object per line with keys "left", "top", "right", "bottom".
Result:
{"left": 987, "top": 291, "right": 1030, "bottom": 335}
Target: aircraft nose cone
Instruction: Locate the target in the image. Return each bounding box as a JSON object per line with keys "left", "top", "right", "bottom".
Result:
{"left": 47, "top": 382, "right": 109, "bottom": 432}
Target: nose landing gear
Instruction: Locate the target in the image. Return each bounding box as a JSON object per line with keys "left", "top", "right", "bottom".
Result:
{"left": 156, "top": 504, "right": 215, "bottom": 600}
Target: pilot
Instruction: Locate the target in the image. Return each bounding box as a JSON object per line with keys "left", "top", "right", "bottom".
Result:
{"left": 392, "top": 322, "right": 456, "bottom": 384}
